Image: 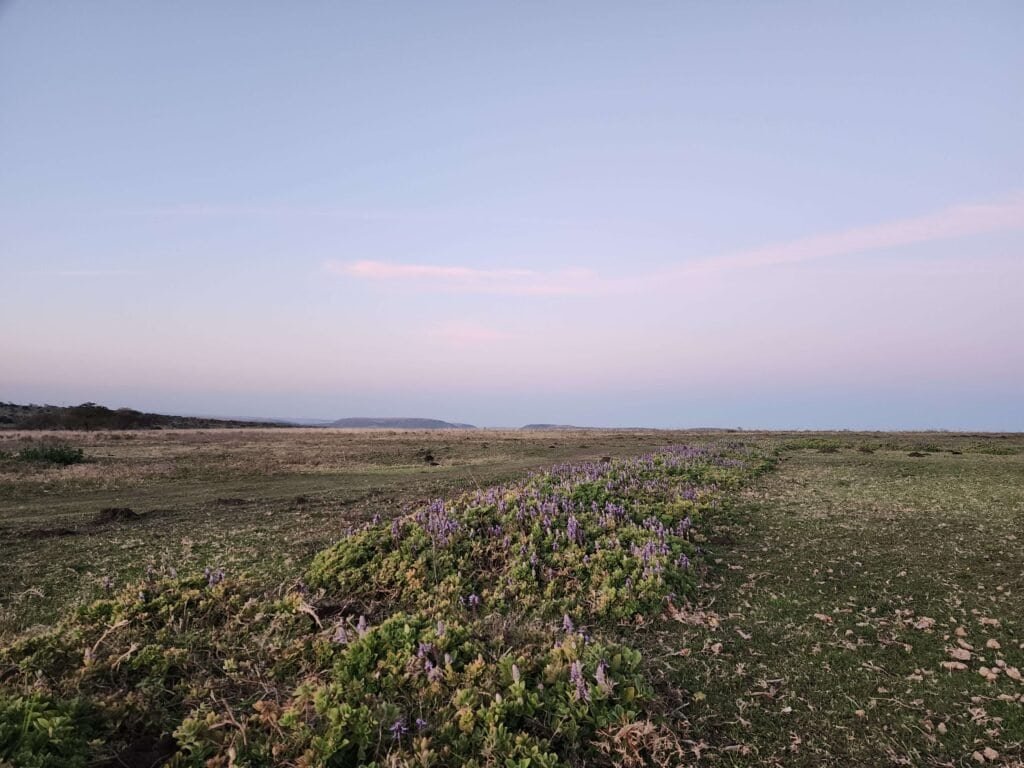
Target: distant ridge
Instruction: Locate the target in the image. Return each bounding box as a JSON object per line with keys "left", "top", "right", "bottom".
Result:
{"left": 0, "top": 401, "right": 283, "bottom": 430}
{"left": 330, "top": 417, "right": 476, "bottom": 429}
{"left": 520, "top": 423, "right": 585, "bottom": 431}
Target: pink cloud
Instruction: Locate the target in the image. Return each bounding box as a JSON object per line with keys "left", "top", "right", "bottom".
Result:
{"left": 674, "top": 193, "right": 1024, "bottom": 276}
{"left": 325, "top": 193, "right": 1024, "bottom": 296}
{"left": 338, "top": 260, "right": 535, "bottom": 281}
{"left": 426, "top": 322, "right": 521, "bottom": 345}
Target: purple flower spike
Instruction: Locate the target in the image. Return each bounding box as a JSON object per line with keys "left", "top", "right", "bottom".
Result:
{"left": 569, "top": 661, "right": 590, "bottom": 701}
{"left": 389, "top": 718, "right": 408, "bottom": 739}
{"left": 332, "top": 623, "right": 349, "bottom": 645}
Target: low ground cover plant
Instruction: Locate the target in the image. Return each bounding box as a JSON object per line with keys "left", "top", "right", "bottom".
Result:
{"left": 14, "top": 443, "right": 84, "bottom": 466}
{"left": 0, "top": 444, "right": 769, "bottom": 766}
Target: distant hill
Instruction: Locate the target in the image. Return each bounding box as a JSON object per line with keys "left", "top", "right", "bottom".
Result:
{"left": 521, "top": 423, "right": 586, "bottom": 430}
{"left": 0, "top": 402, "right": 284, "bottom": 430}
{"left": 330, "top": 417, "right": 476, "bottom": 430}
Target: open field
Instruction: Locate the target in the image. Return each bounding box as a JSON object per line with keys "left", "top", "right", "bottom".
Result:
{"left": 1, "top": 429, "right": 1022, "bottom": 766}
{"left": 655, "top": 438, "right": 1024, "bottom": 765}
{"left": 0, "top": 428, "right": 689, "bottom": 637}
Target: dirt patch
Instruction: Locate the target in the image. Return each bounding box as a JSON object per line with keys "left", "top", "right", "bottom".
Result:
{"left": 215, "top": 497, "right": 249, "bottom": 506}
{"left": 93, "top": 507, "right": 141, "bottom": 524}
{"left": 19, "top": 526, "right": 78, "bottom": 540}
{"left": 100, "top": 734, "right": 177, "bottom": 768}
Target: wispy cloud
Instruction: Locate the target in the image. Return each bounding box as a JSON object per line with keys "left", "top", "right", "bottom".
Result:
{"left": 341, "top": 261, "right": 535, "bottom": 281}
{"left": 325, "top": 193, "right": 1024, "bottom": 296}
{"left": 23, "top": 269, "right": 143, "bottom": 277}
{"left": 425, "top": 322, "right": 521, "bottom": 345}
{"left": 670, "top": 193, "right": 1024, "bottom": 277}
{"left": 325, "top": 259, "right": 602, "bottom": 296}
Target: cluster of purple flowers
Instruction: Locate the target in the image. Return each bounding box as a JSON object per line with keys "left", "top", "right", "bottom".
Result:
{"left": 204, "top": 566, "right": 225, "bottom": 587}
{"left": 388, "top": 716, "right": 429, "bottom": 739}
{"left": 322, "top": 444, "right": 747, "bottom": 623}
{"left": 416, "top": 500, "right": 460, "bottom": 546}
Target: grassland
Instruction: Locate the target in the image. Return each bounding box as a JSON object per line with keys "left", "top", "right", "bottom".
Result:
{"left": 655, "top": 436, "right": 1024, "bottom": 765}
{"left": 0, "top": 428, "right": 683, "bottom": 638}
{"left": 1, "top": 429, "right": 1022, "bottom": 766}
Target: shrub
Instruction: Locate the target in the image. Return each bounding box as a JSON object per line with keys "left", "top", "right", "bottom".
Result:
{"left": 16, "top": 443, "right": 84, "bottom": 466}
{"left": 0, "top": 444, "right": 768, "bottom": 767}
{"left": 0, "top": 694, "right": 101, "bottom": 768}
{"left": 781, "top": 437, "right": 841, "bottom": 453}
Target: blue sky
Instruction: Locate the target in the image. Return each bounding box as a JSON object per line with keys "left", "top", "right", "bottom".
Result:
{"left": 2, "top": 2, "right": 1022, "bottom": 428}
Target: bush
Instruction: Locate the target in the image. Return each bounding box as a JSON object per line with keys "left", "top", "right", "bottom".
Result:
{"left": 16, "top": 443, "right": 84, "bottom": 466}
{"left": 0, "top": 694, "right": 101, "bottom": 768}
{"left": 0, "top": 444, "right": 768, "bottom": 767}
{"left": 781, "top": 437, "right": 841, "bottom": 453}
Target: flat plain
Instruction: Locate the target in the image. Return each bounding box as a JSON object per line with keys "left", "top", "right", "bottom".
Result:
{"left": 0, "top": 428, "right": 680, "bottom": 637}
{"left": 1, "top": 428, "right": 1022, "bottom": 766}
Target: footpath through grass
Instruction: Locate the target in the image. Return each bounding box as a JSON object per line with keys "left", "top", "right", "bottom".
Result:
{"left": 659, "top": 446, "right": 1024, "bottom": 766}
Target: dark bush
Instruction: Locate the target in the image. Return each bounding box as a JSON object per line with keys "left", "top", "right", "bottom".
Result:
{"left": 17, "top": 444, "right": 84, "bottom": 466}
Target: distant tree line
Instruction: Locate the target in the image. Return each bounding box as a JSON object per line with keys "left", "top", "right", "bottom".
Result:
{"left": 0, "top": 402, "right": 282, "bottom": 430}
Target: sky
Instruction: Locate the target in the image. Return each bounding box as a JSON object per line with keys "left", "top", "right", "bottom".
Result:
{"left": 2, "top": 2, "right": 1022, "bottom": 429}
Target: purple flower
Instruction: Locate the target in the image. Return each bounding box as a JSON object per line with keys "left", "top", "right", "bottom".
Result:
{"left": 569, "top": 661, "right": 590, "bottom": 701}
{"left": 332, "top": 623, "right": 349, "bottom": 645}
{"left": 424, "top": 658, "right": 443, "bottom": 681}
{"left": 356, "top": 615, "right": 369, "bottom": 637}
{"left": 567, "top": 514, "right": 581, "bottom": 544}
{"left": 389, "top": 718, "right": 408, "bottom": 739}
{"left": 467, "top": 593, "right": 481, "bottom": 610}
{"left": 562, "top": 614, "right": 575, "bottom": 634}
{"left": 415, "top": 717, "right": 428, "bottom": 731}
{"left": 595, "top": 660, "right": 615, "bottom": 694}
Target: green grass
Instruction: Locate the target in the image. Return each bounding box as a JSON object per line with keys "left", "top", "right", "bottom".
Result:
{"left": 2, "top": 429, "right": 1022, "bottom": 766}
{"left": 646, "top": 444, "right": 1024, "bottom": 765}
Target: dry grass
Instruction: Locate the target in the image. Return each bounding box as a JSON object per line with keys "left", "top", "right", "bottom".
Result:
{"left": 1, "top": 428, "right": 1022, "bottom": 763}
{"left": 640, "top": 436, "right": 1024, "bottom": 765}
{"left": 0, "top": 427, "right": 688, "bottom": 637}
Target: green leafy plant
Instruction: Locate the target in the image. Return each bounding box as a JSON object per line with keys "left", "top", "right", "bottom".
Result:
{"left": 16, "top": 443, "right": 84, "bottom": 466}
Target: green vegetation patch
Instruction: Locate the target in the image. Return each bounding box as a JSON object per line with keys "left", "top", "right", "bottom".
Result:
{"left": 15, "top": 443, "right": 84, "bottom": 466}
{"left": 0, "top": 444, "right": 768, "bottom": 766}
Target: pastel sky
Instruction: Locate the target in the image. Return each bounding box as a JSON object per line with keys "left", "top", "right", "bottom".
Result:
{"left": 2, "top": 2, "right": 1022, "bottom": 429}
